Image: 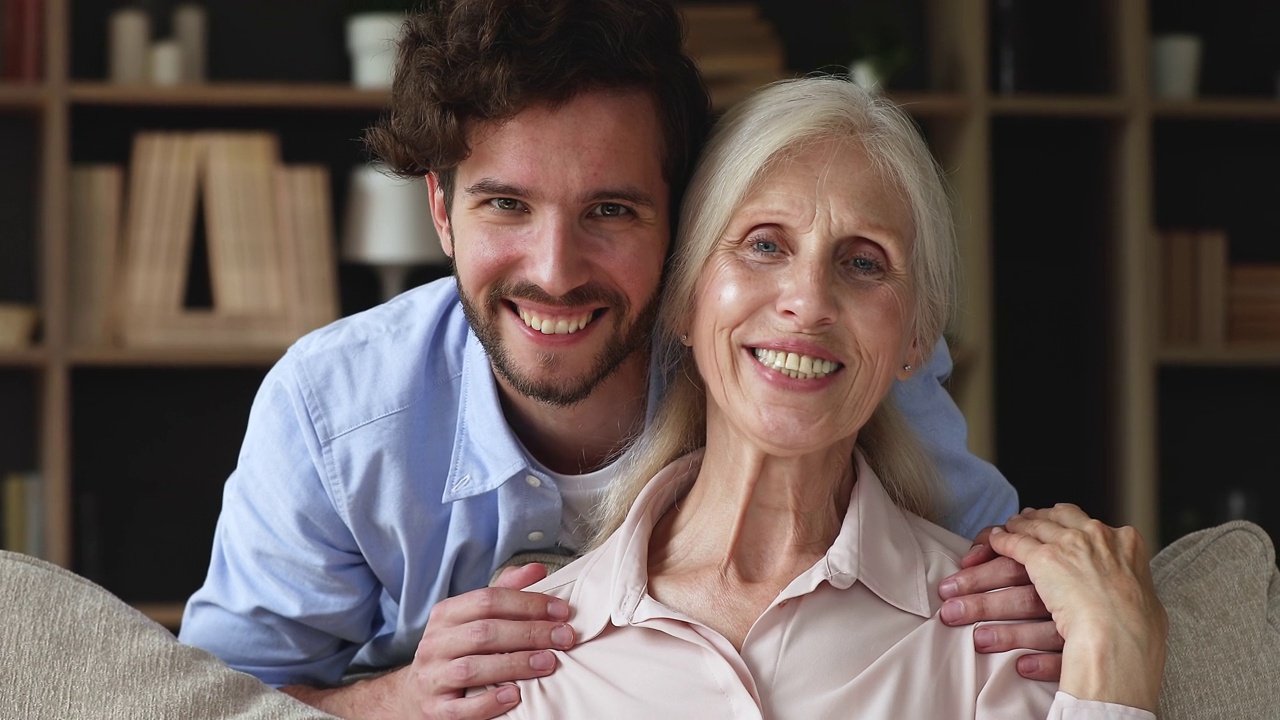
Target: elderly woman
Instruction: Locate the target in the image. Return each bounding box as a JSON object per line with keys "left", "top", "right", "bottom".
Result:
{"left": 480, "top": 77, "right": 1166, "bottom": 718}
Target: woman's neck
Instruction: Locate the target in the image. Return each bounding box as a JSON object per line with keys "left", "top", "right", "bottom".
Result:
{"left": 645, "top": 428, "right": 857, "bottom": 649}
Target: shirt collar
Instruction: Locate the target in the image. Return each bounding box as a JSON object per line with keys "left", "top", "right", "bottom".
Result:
{"left": 442, "top": 330, "right": 532, "bottom": 502}
{"left": 567, "top": 447, "right": 935, "bottom": 642}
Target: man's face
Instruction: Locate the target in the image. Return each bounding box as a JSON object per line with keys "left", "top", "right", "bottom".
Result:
{"left": 428, "top": 89, "right": 670, "bottom": 407}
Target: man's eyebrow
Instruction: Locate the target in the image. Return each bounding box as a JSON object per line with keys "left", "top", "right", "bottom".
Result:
{"left": 581, "top": 187, "right": 657, "bottom": 210}
{"left": 463, "top": 178, "right": 533, "bottom": 197}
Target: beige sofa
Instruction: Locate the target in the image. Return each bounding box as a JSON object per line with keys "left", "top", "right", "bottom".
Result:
{"left": 1, "top": 521, "right": 1276, "bottom": 719}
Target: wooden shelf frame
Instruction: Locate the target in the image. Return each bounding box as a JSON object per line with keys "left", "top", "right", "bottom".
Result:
{"left": 68, "top": 82, "right": 390, "bottom": 110}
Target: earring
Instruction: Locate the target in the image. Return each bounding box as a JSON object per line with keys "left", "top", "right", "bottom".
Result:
{"left": 903, "top": 364, "right": 913, "bottom": 373}
{"left": 680, "top": 334, "right": 689, "bottom": 345}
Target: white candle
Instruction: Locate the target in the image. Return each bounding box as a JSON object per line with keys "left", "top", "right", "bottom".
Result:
{"left": 108, "top": 7, "right": 150, "bottom": 84}
{"left": 149, "top": 40, "right": 182, "bottom": 86}
{"left": 173, "top": 3, "right": 207, "bottom": 83}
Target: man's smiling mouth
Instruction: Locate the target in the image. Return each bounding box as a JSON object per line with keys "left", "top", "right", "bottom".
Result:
{"left": 517, "top": 306, "right": 596, "bottom": 335}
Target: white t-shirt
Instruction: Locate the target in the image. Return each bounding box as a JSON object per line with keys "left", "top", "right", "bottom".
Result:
{"left": 519, "top": 444, "right": 619, "bottom": 552}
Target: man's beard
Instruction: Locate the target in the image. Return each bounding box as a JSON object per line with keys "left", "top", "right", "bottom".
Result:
{"left": 456, "top": 270, "right": 660, "bottom": 408}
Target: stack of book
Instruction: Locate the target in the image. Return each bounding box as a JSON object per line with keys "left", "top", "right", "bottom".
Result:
{"left": 1228, "top": 264, "right": 1280, "bottom": 344}
{"left": 1159, "top": 228, "right": 1228, "bottom": 348}
{"left": 1159, "top": 227, "right": 1280, "bottom": 349}
{"left": 70, "top": 131, "right": 340, "bottom": 350}
{"left": 678, "top": 3, "right": 787, "bottom": 110}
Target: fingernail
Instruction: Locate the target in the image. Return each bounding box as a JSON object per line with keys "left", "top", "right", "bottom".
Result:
{"left": 1018, "top": 656, "right": 1041, "bottom": 675}
{"left": 940, "top": 600, "right": 963, "bottom": 624}
{"left": 963, "top": 544, "right": 985, "bottom": 560}
{"left": 938, "top": 578, "right": 958, "bottom": 598}
{"left": 990, "top": 526, "right": 1005, "bottom": 535}
{"left": 547, "top": 599, "right": 569, "bottom": 621}
{"left": 529, "top": 650, "right": 555, "bottom": 671}
{"left": 496, "top": 685, "right": 519, "bottom": 704}
{"left": 551, "top": 624, "right": 575, "bottom": 648}
{"left": 974, "top": 627, "right": 996, "bottom": 649}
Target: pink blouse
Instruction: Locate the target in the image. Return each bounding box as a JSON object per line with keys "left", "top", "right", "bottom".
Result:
{"left": 494, "top": 450, "right": 1156, "bottom": 719}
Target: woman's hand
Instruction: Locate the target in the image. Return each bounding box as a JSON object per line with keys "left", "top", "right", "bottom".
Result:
{"left": 988, "top": 505, "right": 1167, "bottom": 712}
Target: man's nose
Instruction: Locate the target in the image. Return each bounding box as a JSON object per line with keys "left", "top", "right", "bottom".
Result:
{"left": 526, "top": 214, "right": 591, "bottom": 298}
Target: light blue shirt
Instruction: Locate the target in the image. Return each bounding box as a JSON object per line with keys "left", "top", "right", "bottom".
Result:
{"left": 179, "top": 278, "right": 1017, "bottom": 687}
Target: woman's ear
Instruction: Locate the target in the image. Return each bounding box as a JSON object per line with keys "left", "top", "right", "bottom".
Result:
{"left": 425, "top": 172, "right": 454, "bottom": 258}
{"left": 896, "top": 337, "right": 922, "bottom": 381}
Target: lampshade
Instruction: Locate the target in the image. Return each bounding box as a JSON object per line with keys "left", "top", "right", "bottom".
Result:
{"left": 342, "top": 163, "right": 448, "bottom": 301}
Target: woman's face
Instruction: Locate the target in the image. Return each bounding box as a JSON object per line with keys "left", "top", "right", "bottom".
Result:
{"left": 689, "top": 139, "right": 918, "bottom": 457}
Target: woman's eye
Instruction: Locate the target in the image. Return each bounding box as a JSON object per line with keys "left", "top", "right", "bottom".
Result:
{"left": 850, "top": 256, "right": 883, "bottom": 274}
{"left": 752, "top": 239, "right": 779, "bottom": 254}
{"left": 490, "top": 198, "right": 522, "bottom": 211}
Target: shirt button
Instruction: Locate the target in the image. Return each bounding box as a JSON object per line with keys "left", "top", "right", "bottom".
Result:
{"left": 525, "top": 475, "right": 541, "bottom": 488}
{"left": 527, "top": 531, "right": 545, "bottom": 543}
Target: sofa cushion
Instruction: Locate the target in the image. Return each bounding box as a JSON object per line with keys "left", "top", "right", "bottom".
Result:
{"left": 1151, "top": 520, "right": 1280, "bottom": 720}
{"left": 0, "top": 550, "right": 338, "bottom": 720}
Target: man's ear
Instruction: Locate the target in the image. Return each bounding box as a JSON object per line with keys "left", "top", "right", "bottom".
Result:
{"left": 425, "top": 172, "right": 454, "bottom": 258}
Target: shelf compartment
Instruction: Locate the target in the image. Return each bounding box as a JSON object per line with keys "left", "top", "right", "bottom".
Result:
{"left": 71, "top": 367, "right": 269, "bottom": 604}
{"left": 69, "top": 83, "right": 389, "bottom": 110}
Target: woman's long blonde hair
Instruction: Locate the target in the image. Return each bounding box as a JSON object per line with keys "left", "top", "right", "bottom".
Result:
{"left": 589, "top": 77, "right": 961, "bottom": 548}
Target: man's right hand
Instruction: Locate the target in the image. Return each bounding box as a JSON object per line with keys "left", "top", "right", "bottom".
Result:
{"left": 282, "top": 563, "right": 574, "bottom": 720}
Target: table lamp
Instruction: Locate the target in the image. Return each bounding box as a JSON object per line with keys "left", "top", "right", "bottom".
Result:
{"left": 342, "top": 163, "right": 449, "bottom": 302}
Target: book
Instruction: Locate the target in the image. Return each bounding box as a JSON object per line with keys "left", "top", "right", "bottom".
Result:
{"left": 69, "top": 164, "right": 125, "bottom": 346}
{"left": 0, "top": 0, "right": 41, "bottom": 81}
{"left": 276, "top": 165, "right": 339, "bottom": 337}
{"left": 1227, "top": 264, "right": 1280, "bottom": 344}
{"left": 1194, "top": 229, "right": 1228, "bottom": 348}
{"left": 1160, "top": 228, "right": 1197, "bottom": 347}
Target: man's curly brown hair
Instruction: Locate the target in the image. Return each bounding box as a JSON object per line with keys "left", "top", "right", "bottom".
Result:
{"left": 364, "top": 0, "right": 711, "bottom": 224}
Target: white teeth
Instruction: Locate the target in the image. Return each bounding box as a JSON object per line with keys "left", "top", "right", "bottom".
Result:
{"left": 518, "top": 308, "right": 593, "bottom": 335}
{"left": 752, "top": 348, "right": 839, "bottom": 379}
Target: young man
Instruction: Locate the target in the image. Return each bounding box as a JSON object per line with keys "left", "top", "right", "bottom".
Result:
{"left": 179, "top": 1, "right": 1057, "bottom": 718}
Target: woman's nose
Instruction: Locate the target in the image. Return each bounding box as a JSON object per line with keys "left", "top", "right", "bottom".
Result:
{"left": 775, "top": 257, "right": 838, "bottom": 328}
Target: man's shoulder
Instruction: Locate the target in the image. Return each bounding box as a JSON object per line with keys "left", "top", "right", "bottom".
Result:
{"left": 277, "top": 278, "right": 473, "bottom": 439}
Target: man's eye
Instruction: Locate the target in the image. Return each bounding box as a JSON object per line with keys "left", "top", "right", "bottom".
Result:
{"left": 490, "top": 198, "right": 522, "bottom": 211}
{"left": 593, "top": 203, "right": 631, "bottom": 217}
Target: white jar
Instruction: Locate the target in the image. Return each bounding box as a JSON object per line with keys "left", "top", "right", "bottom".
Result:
{"left": 346, "top": 13, "right": 405, "bottom": 89}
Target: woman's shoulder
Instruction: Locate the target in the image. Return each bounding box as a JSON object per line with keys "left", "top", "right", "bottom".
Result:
{"left": 902, "top": 512, "right": 974, "bottom": 582}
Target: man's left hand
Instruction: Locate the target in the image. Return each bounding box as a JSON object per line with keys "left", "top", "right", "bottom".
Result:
{"left": 937, "top": 523, "right": 1065, "bottom": 682}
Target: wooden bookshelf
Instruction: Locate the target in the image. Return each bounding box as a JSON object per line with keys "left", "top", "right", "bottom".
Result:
{"left": 68, "top": 347, "right": 287, "bottom": 368}
{"left": 1157, "top": 346, "right": 1280, "bottom": 367}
